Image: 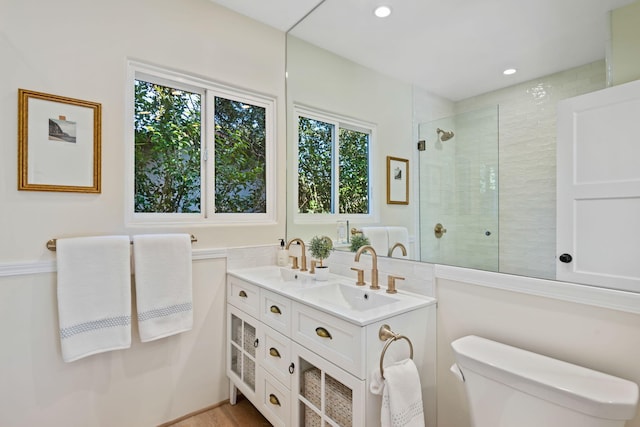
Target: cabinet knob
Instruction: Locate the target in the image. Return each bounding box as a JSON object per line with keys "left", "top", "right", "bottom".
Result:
{"left": 253, "top": 338, "right": 259, "bottom": 348}
{"left": 238, "top": 290, "right": 247, "bottom": 298}
{"left": 270, "top": 305, "right": 282, "bottom": 315}
{"left": 315, "top": 327, "right": 332, "bottom": 339}
{"left": 289, "top": 362, "right": 295, "bottom": 374}
{"left": 269, "top": 394, "right": 281, "bottom": 406}
{"left": 559, "top": 253, "right": 573, "bottom": 263}
{"left": 269, "top": 347, "right": 281, "bottom": 358}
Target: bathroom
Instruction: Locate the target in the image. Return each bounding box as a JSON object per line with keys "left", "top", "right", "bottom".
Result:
{"left": 1, "top": 0, "right": 639, "bottom": 426}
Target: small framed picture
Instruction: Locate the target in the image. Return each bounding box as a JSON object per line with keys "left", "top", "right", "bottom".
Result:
{"left": 386, "top": 156, "right": 409, "bottom": 205}
{"left": 18, "top": 89, "right": 101, "bottom": 193}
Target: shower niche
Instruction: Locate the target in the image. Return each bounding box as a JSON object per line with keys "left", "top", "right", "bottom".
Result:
{"left": 418, "top": 106, "right": 499, "bottom": 272}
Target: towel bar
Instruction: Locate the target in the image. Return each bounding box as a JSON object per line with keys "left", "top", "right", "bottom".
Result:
{"left": 378, "top": 324, "right": 414, "bottom": 379}
{"left": 46, "top": 234, "right": 197, "bottom": 251}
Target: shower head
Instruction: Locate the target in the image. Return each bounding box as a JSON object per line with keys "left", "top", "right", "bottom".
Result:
{"left": 436, "top": 128, "right": 454, "bottom": 141}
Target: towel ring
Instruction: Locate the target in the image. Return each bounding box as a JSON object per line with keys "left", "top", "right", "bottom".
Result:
{"left": 379, "top": 324, "right": 414, "bottom": 379}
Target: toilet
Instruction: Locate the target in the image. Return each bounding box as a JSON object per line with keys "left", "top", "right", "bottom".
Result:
{"left": 451, "top": 335, "right": 639, "bottom": 427}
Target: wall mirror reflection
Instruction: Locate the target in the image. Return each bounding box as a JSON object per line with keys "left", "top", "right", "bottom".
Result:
{"left": 286, "top": 0, "right": 640, "bottom": 289}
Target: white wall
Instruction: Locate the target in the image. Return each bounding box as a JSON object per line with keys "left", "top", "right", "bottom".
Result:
{"left": 1, "top": 0, "right": 286, "bottom": 263}
{"left": 0, "top": 258, "right": 227, "bottom": 426}
{"left": 612, "top": 1, "right": 640, "bottom": 85}
{"left": 286, "top": 36, "right": 415, "bottom": 243}
{"left": 455, "top": 61, "right": 607, "bottom": 279}
{"left": 0, "top": 0, "right": 285, "bottom": 425}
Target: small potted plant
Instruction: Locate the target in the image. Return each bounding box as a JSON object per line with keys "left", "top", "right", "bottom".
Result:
{"left": 309, "top": 235, "right": 333, "bottom": 280}
{"left": 349, "top": 234, "right": 371, "bottom": 253}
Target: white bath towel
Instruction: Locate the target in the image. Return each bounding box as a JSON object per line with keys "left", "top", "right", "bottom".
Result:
{"left": 56, "top": 235, "right": 132, "bottom": 362}
{"left": 133, "top": 234, "right": 193, "bottom": 342}
{"left": 386, "top": 226, "right": 410, "bottom": 258}
{"left": 361, "top": 226, "right": 389, "bottom": 256}
{"left": 370, "top": 358, "right": 425, "bottom": 427}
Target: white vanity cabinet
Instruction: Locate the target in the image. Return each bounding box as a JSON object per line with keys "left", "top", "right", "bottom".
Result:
{"left": 226, "top": 270, "right": 436, "bottom": 427}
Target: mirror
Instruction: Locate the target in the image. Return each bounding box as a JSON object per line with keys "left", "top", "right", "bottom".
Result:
{"left": 286, "top": 0, "right": 637, "bottom": 284}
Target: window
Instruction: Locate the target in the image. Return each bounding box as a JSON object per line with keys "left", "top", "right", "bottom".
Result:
{"left": 127, "top": 62, "right": 275, "bottom": 225}
{"left": 295, "top": 106, "right": 374, "bottom": 222}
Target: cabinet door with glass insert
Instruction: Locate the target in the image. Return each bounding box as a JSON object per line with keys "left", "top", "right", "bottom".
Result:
{"left": 292, "top": 342, "right": 365, "bottom": 427}
{"left": 227, "top": 304, "right": 262, "bottom": 402}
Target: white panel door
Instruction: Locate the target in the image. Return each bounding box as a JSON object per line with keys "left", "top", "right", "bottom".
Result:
{"left": 557, "top": 79, "right": 640, "bottom": 292}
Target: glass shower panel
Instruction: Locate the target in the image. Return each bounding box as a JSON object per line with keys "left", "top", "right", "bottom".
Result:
{"left": 418, "top": 106, "right": 499, "bottom": 272}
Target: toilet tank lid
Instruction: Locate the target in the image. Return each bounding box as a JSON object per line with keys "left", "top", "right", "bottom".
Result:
{"left": 451, "top": 335, "right": 639, "bottom": 420}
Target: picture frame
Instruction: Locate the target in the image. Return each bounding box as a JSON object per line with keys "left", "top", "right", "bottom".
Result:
{"left": 18, "top": 89, "right": 101, "bottom": 193}
{"left": 386, "top": 156, "right": 409, "bottom": 205}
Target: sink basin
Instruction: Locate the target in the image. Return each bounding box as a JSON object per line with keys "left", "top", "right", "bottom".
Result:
{"left": 227, "top": 265, "right": 435, "bottom": 325}
{"left": 280, "top": 267, "right": 312, "bottom": 283}
{"left": 296, "top": 282, "right": 398, "bottom": 312}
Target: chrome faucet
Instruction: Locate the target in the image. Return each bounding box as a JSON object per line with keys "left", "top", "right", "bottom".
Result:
{"left": 286, "top": 238, "right": 308, "bottom": 272}
{"left": 354, "top": 245, "right": 379, "bottom": 290}
{"left": 388, "top": 242, "right": 407, "bottom": 258}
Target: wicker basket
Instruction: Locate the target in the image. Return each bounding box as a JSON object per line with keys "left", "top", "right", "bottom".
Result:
{"left": 303, "top": 367, "right": 352, "bottom": 427}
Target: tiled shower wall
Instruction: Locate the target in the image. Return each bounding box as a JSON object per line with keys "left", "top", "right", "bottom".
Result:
{"left": 418, "top": 107, "right": 499, "bottom": 272}
{"left": 455, "top": 60, "right": 606, "bottom": 279}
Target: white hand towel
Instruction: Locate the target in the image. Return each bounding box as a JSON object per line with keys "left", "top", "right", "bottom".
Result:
{"left": 362, "top": 227, "right": 389, "bottom": 256}
{"left": 370, "top": 359, "right": 425, "bottom": 427}
{"left": 386, "top": 226, "right": 409, "bottom": 258}
{"left": 133, "top": 234, "right": 193, "bottom": 342}
{"left": 56, "top": 235, "right": 132, "bottom": 362}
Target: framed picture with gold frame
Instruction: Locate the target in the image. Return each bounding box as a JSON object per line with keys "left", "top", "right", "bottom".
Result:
{"left": 18, "top": 89, "right": 101, "bottom": 193}
{"left": 386, "top": 156, "right": 409, "bottom": 205}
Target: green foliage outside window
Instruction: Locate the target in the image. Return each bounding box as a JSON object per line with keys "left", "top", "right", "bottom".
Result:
{"left": 298, "top": 117, "right": 333, "bottom": 213}
{"left": 214, "top": 98, "right": 267, "bottom": 213}
{"left": 339, "top": 128, "right": 369, "bottom": 214}
{"left": 134, "top": 80, "right": 201, "bottom": 213}
{"left": 134, "top": 79, "right": 268, "bottom": 215}
{"left": 297, "top": 115, "right": 370, "bottom": 215}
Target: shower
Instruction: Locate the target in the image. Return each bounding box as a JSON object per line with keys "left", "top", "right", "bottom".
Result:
{"left": 436, "top": 128, "right": 455, "bottom": 141}
{"left": 419, "top": 106, "right": 499, "bottom": 273}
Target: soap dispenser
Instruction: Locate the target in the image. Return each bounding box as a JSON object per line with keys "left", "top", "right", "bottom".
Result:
{"left": 277, "top": 239, "right": 289, "bottom": 266}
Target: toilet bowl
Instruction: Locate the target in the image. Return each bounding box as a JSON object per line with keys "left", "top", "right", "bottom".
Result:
{"left": 451, "top": 335, "right": 639, "bottom": 427}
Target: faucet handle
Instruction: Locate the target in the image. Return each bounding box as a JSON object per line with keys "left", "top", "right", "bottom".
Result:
{"left": 350, "top": 267, "right": 366, "bottom": 286}
{"left": 386, "top": 275, "right": 404, "bottom": 294}
{"left": 290, "top": 255, "right": 299, "bottom": 270}
{"left": 310, "top": 260, "right": 317, "bottom": 274}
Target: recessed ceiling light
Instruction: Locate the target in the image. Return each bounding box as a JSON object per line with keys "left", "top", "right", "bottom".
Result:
{"left": 503, "top": 68, "right": 517, "bottom": 76}
{"left": 374, "top": 6, "right": 391, "bottom": 18}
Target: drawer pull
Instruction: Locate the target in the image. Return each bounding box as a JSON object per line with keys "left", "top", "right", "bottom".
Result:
{"left": 315, "top": 327, "right": 332, "bottom": 339}
{"left": 238, "top": 290, "right": 248, "bottom": 298}
{"left": 269, "top": 394, "right": 281, "bottom": 406}
{"left": 270, "top": 305, "right": 282, "bottom": 315}
{"left": 269, "top": 347, "right": 281, "bottom": 358}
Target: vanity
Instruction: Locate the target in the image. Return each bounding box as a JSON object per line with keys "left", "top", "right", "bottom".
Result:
{"left": 226, "top": 265, "right": 437, "bottom": 427}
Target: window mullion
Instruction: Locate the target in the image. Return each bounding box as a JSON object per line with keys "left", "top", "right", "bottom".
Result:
{"left": 203, "top": 90, "right": 215, "bottom": 219}
{"left": 333, "top": 125, "right": 340, "bottom": 215}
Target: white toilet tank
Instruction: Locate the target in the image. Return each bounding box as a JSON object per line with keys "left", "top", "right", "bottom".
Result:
{"left": 451, "top": 335, "right": 639, "bottom": 427}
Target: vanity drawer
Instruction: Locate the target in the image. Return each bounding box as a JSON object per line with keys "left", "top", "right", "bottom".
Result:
{"left": 258, "top": 371, "right": 291, "bottom": 427}
{"left": 292, "top": 302, "right": 365, "bottom": 379}
{"left": 227, "top": 276, "right": 260, "bottom": 318}
{"left": 262, "top": 326, "right": 293, "bottom": 388}
{"left": 260, "top": 289, "right": 291, "bottom": 335}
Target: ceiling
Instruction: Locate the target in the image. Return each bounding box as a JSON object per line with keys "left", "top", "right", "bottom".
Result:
{"left": 210, "top": 0, "right": 635, "bottom": 101}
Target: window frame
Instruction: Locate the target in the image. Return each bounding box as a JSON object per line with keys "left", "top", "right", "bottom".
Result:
{"left": 293, "top": 105, "right": 377, "bottom": 225}
{"left": 126, "top": 61, "right": 276, "bottom": 226}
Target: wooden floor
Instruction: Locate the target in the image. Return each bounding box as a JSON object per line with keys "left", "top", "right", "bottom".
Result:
{"left": 167, "top": 397, "right": 272, "bottom": 427}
